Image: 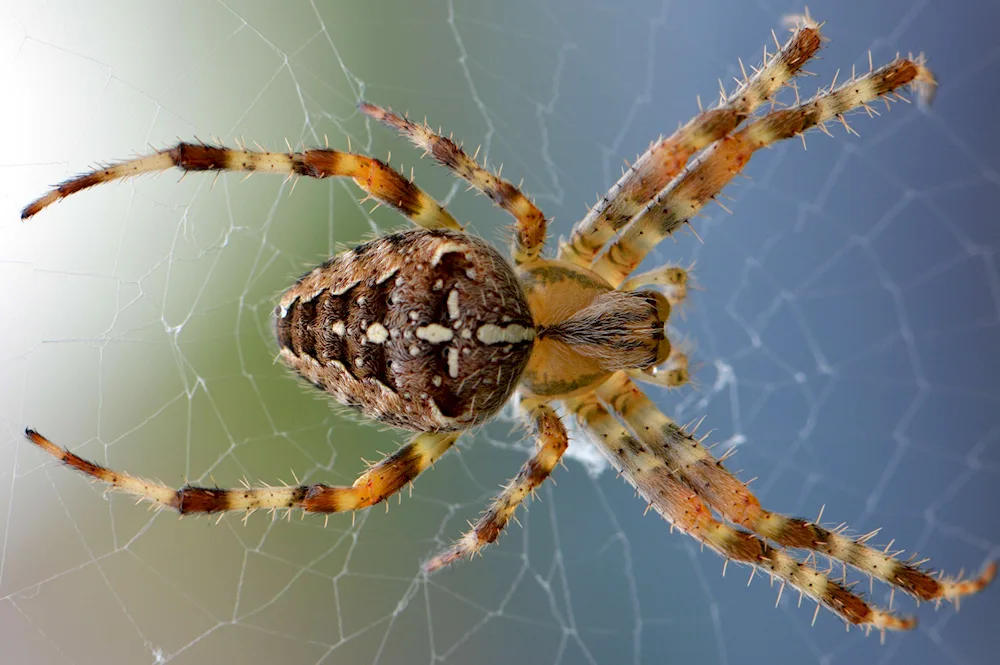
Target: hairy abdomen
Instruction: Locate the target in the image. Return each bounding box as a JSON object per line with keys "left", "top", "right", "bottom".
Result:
{"left": 275, "top": 229, "right": 534, "bottom": 431}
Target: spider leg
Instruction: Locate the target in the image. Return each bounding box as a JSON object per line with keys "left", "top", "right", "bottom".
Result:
{"left": 557, "top": 19, "right": 823, "bottom": 267}
{"left": 594, "top": 372, "right": 996, "bottom": 606}
{"left": 21, "top": 143, "right": 461, "bottom": 231}
{"left": 591, "top": 55, "right": 937, "bottom": 286}
{"left": 24, "top": 428, "right": 459, "bottom": 515}
{"left": 359, "top": 102, "right": 547, "bottom": 264}
{"left": 620, "top": 264, "right": 690, "bottom": 305}
{"left": 566, "top": 390, "right": 917, "bottom": 633}
{"left": 423, "top": 398, "right": 568, "bottom": 573}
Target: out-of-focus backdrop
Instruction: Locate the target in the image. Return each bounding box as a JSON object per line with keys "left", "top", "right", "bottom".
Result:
{"left": 2, "top": 1, "right": 998, "bottom": 663}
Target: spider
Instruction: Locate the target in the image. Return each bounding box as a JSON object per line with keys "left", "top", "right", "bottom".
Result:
{"left": 20, "top": 16, "right": 994, "bottom": 636}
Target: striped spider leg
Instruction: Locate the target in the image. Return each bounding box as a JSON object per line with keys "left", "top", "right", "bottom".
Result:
{"left": 360, "top": 102, "right": 548, "bottom": 265}
{"left": 587, "top": 372, "right": 996, "bottom": 633}
{"left": 424, "top": 398, "right": 569, "bottom": 572}
{"left": 557, "top": 15, "right": 824, "bottom": 267}
{"left": 567, "top": 391, "right": 918, "bottom": 633}
{"left": 25, "top": 429, "right": 459, "bottom": 518}
{"left": 590, "top": 53, "right": 938, "bottom": 286}
{"left": 20, "top": 140, "right": 462, "bottom": 231}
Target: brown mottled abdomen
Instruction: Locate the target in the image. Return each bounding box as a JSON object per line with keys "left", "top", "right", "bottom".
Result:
{"left": 275, "top": 229, "right": 534, "bottom": 431}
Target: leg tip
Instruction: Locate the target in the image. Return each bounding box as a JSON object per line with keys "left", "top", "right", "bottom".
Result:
{"left": 871, "top": 610, "right": 918, "bottom": 632}
{"left": 23, "top": 428, "right": 67, "bottom": 460}
{"left": 940, "top": 559, "right": 997, "bottom": 601}
{"left": 358, "top": 101, "right": 389, "bottom": 122}
{"left": 976, "top": 560, "right": 997, "bottom": 590}
{"left": 423, "top": 539, "right": 476, "bottom": 574}
{"left": 423, "top": 551, "right": 457, "bottom": 575}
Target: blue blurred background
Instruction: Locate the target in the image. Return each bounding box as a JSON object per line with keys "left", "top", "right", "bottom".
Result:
{"left": 2, "top": 1, "right": 997, "bottom": 663}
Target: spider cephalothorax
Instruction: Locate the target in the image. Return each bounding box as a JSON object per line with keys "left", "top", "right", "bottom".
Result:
{"left": 20, "top": 14, "right": 993, "bottom": 636}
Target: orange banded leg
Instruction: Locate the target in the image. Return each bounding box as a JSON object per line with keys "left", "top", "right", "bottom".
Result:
{"left": 24, "top": 428, "right": 459, "bottom": 516}
{"left": 592, "top": 56, "right": 937, "bottom": 286}
{"left": 21, "top": 142, "right": 461, "bottom": 231}
{"left": 360, "top": 102, "right": 547, "bottom": 264}
{"left": 424, "top": 398, "right": 568, "bottom": 573}
{"left": 567, "top": 391, "right": 916, "bottom": 632}
{"left": 595, "top": 372, "right": 996, "bottom": 605}
{"left": 558, "top": 18, "right": 823, "bottom": 266}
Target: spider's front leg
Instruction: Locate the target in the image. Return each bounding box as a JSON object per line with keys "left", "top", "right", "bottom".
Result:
{"left": 557, "top": 17, "right": 823, "bottom": 266}
{"left": 424, "top": 397, "right": 568, "bottom": 573}
{"left": 566, "top": 392, "right": 917, "bottom": 633}
{"left": 24, "top": 429, "right": 458, "bottom": 516}
{"left": 592, "top": 55, "right": 937, "bottom": 286}
{"left": 595, "top": 372, "right": 996, "bottom": 611}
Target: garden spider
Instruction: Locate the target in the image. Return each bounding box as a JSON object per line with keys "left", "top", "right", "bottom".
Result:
{"left": 21, "top": 16, "right": 993, "bottom": 635}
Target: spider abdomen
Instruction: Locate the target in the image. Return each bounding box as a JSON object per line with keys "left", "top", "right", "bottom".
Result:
{"left": 275, "top": 229, "right": 534, "bottom": 431}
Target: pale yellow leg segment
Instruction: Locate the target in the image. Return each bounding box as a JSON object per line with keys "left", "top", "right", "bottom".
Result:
{"left": 628, "top": 346, "right": 689, "bottom": 389}
{"left": 620, "top": 264, "right": 690, "bottom": 305}
{"left": 557, "top": 19, "right": 823, "bottom": 266}
{"left": 566, "top": 392, "right": 915, "bottom": 632}
{"left": 360, "top": 102, "right": 547, "bottom": 264}
{"left": 25, "top": 428, "right": 459, "bottom": 516}
{"left": 423, "top": 398, "right": 568, "bottom": 572}
{"left": 592, "top": 56, "right": 937, "bottom": 286}
{"left": 21, "top": 142, "right": 461, "bottom": 231}
{"left": 595, "top": 373, "right": 995, "bottom": 605}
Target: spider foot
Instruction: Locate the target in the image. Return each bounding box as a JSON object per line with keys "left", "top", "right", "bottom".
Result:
{"left": 423, "top": 534, "right": 479, "bottom": 574}
{"left": 939, "top": 561, "right": 997, "bottom": 604}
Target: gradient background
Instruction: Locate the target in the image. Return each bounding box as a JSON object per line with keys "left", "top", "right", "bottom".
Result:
{"left": 1, "top": 1, "right": 998, "bottom": 664}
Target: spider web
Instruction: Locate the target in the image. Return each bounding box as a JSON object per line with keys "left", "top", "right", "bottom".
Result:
{"left": 2, "top": 0, "right": 998, "bottom": 663}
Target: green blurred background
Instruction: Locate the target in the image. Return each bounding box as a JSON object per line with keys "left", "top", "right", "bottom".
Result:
{"left": 1, "top": 1, "right": 998, "bottom": 663}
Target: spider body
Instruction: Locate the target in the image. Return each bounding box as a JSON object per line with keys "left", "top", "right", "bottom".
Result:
{"left": 20, "top": 16, "right": 994, "bottom": 635}
{"left": 276, "top": 227, "right": 670, "bottom": 426}
{"left": 275, "top": 228, "right": 533, "bottom": 431}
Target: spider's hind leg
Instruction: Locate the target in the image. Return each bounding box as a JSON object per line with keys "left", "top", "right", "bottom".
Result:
{"left": 557, "top": 18, "right": 824, "bottom": 267}
{"left": 24, "top": 428, "right": 459, "bottom": 517}
{"left": 424, "top": 397, "right": 568, "bottom": 572}
{"left": 21, "top": 142, "right": 462, "bottom": 232}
